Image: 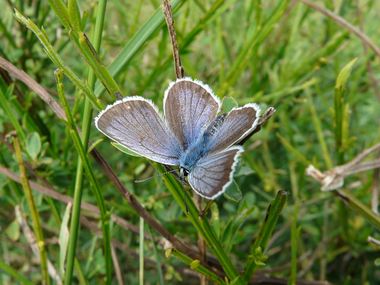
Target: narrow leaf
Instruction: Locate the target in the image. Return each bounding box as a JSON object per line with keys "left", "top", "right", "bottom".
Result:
{"left": 59, "top": 202, "right": 72, "bottom": 276}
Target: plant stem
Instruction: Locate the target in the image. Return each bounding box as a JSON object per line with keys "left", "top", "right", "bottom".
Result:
{"left": 48, "top": 0, "right": 122, "bottom": 98}
{"left": 56, "top": 68, "right": 112, "bottom": 284}
{"left": 147, "top": 226, "right": 164, "bottom": 285}
{"left": 160, "top": 165, "right": 241, "bottom": 283}
{"left": 139, "top": 217, "right": 144, "bottom": 285}
{"left": 64, "top": 0, "right": 109, "bottom": 282}
{"left": 336, "top": 190, "right": 380, "bottom": 230}
{"left": 334, "top": 59, "right": 357, "bottom": 242}
{"left": 243, "top": 190, "right": 287, "bottom": 282}
{"left": 13, "top": 9, "right": 104, "bottom": 110}
{"left": 13, "top": 137, "right": 50, "bottom": 285}
{"left": 171, "top": 249, "right": 224, "bottom": 284}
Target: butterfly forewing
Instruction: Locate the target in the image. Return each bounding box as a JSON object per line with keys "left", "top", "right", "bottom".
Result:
{"left": 164, "top": 78, "right": 220, "bottom": 149}
{"left": 188, "top": 146, "right": 243, "bottom": 199}
{"left": 95, "top": 97, "right": 181, "bottom": 165}
{"left": 206, "top": 104, "right": 260, "bottom": 154}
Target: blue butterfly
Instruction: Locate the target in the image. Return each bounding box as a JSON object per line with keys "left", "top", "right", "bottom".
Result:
{"left": 95, "top": 78, "right": 261, "bottom": 199}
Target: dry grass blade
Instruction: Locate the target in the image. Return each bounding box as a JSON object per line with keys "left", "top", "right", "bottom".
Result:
{"left": 368, "top": 236, "right": 380, "bottom": 246}
{"left": 15, "top": 206, "right": 62, "bottom": 285}
{"left": 372, "top": 168, "right": 379, "bottom": 214}
{"left": 162, "top": 0, "right": 184, "bottom": 78}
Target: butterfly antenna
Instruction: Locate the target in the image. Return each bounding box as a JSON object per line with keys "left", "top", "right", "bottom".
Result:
{"left": 134, "top": 168, "right": 177, "bottom": 183}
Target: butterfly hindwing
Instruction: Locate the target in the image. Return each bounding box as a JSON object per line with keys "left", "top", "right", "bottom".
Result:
{"left": 95, "top": 97, "right": 181, "bottom": 165}
{"left": 188, "top": 146, "right": 243, "bottom": 199}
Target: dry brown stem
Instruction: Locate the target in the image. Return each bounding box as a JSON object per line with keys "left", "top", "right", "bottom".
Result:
{"left": 306, "top": 142, "right": 380, "bottom": 191}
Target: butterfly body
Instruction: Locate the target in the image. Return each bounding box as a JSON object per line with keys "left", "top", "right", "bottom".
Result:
{"left": 95, "top": 77, "right": 262, "bottom": 199}
{"left": 179, "top": 113, "right": 227, "bottom": 172}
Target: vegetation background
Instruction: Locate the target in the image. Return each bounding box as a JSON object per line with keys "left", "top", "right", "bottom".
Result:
{"left": 0, "top": 0, "right": 379, "bottom": 284}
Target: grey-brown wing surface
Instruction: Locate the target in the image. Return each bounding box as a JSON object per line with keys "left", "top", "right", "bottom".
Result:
{"left": 164, "top": 78, "right": 220, "bottom": 149}
{"left": 207, "top": 104, "right": 260, "bottom": 154}
{"left": 188, "top": 146, "right": 243, "bottom": 199}
{"left": 95, "top": 97, "right": 181, "bottom": 165}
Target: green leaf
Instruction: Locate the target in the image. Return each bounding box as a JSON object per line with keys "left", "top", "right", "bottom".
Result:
{"left": 190, "top": 259, "right": 200, "bottom": 269}
{"left": 335, "top": 58, "right": 357, "bottom": 90}
{"left": 59, "top": 202, "right": 72, "bottom": 276}
{"left": 221, "top": 96, "right": 238, "bottom": 113}
{"left": 94, "top": 0, "right": 185, "bottom": 97}
{"left": 68, "top": 0, "right": 81, "bottom": 32}
{"left": 5, "top": 219, "right": 20, "bottom": 241}
{"left": 111, "top": 142, "right": 142, "bottom": 157}
{"left": 223, "top": 180, "right": 242, "bottom": 203}
{"left": 26, "top": 132, "right": 41, "bottom": 160}
{"left": 134, "top": 163, "right": 146, "bottom": 176}
{"left": 236, "top": 165, "right": 255, "bottom": 177}
{"left": 165, "top": 247, "right": 172, "bottom": 258}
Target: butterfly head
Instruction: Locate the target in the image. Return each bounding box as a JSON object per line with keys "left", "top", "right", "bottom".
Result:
{"left": 179, "top": 167, "right": 190, "bottom": 184}
{"left": 179, "top": 167, "right": 189, "bottom": 177}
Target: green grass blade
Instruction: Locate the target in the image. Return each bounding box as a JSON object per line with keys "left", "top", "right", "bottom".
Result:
{"left": 159, "top": 164, "right": 242, "bottom": 283}
{"left": 0, "top": 260, "right": 34, "bottom": 285}
{"left": 94, "top": 0, "right": 185, "bottom": 97}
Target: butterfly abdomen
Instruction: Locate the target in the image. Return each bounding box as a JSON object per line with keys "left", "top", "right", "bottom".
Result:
{"left": 179, "top": 114, "right": 227, "bottom": 171}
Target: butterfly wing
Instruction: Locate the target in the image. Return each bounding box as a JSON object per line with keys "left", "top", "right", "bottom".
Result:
{"left": 95, "top": 97, "right": 181, "bottom": 165}
{"left": 188, "top": 146, "right": 243, "bottom": 199}
{"left": 164, "top": 78, "right": 220, "bottom": 149}
{"left": 206, "top": 104, "right": 260, "bottom": 154}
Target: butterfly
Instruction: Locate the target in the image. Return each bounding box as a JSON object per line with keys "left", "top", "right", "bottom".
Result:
{"left": 95, "top": 78, "right": 260, "bottom": 199}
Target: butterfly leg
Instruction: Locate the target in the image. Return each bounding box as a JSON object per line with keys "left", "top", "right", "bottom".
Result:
{"left": 199, "top": 200, "right": 213, "bottom": 218}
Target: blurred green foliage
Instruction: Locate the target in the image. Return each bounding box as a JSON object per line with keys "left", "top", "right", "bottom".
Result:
{"left": 0, "top": 0, "right": 380, "bottom": 284}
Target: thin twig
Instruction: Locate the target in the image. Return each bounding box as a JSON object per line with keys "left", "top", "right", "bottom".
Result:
{"left": 372, "top": 168, "right": 379, "bottom": 214}
{"left": 306, "top": 142, "right": 380, "bottom": 191}
{"left": 368, "top": 236, "right": 380, "bottom": 247}
{"left": 0, "top": 56, "right": 66, "bottom": 120}
{"left": 162, "top": 0, "right": 184, "bottom": 78}
{"left": 300, "top": 0, "right": 380, "bottom": 58}
{"left": 111, "top": 244, "right": 125, "bottom": 285}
